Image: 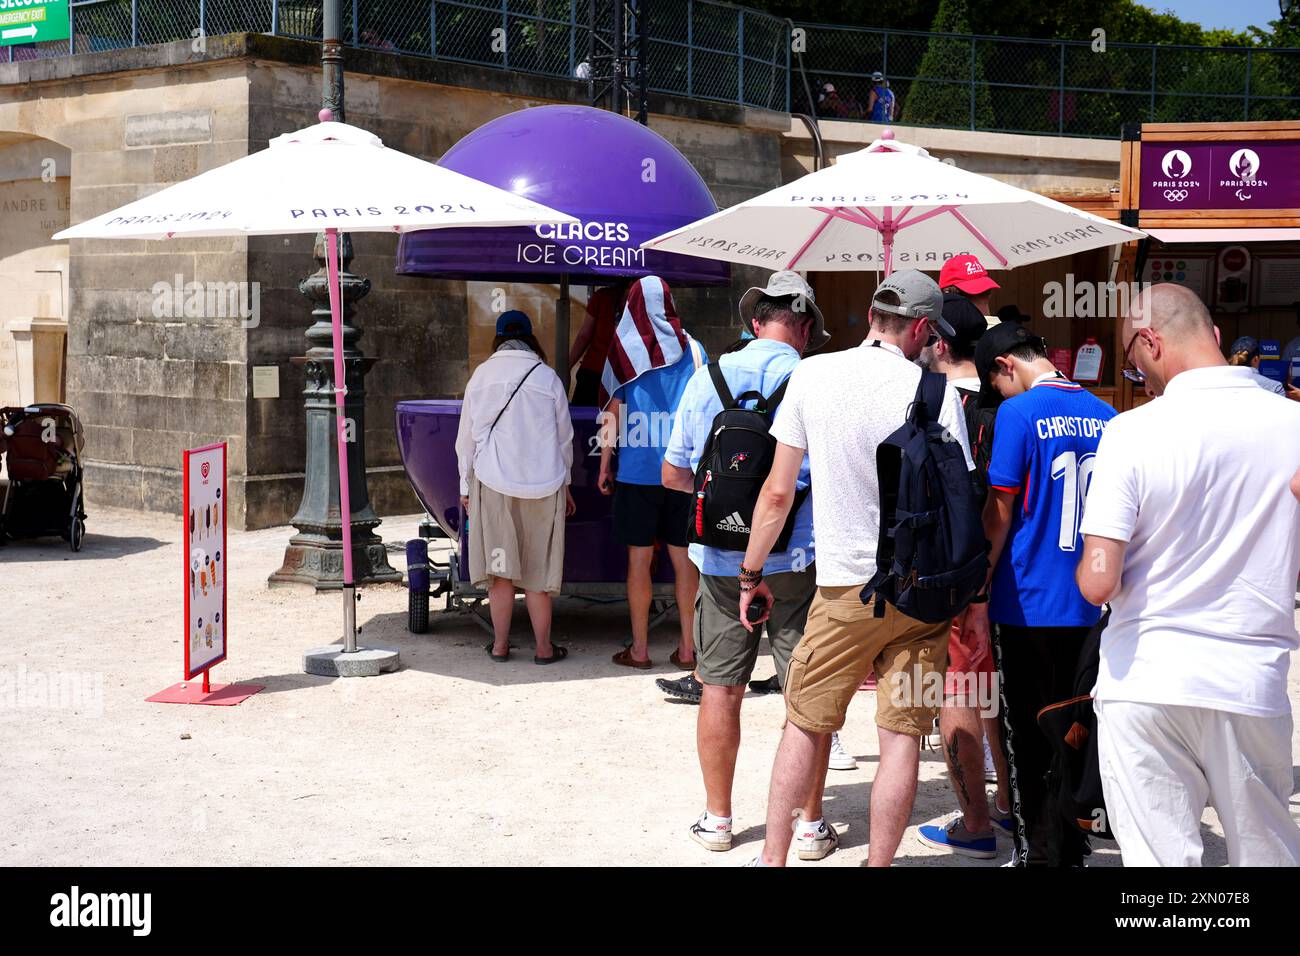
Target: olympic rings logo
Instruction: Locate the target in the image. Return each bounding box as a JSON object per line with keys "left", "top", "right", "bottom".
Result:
{"left": 1163, "top": 189, "right": 1188, "bottom": 202}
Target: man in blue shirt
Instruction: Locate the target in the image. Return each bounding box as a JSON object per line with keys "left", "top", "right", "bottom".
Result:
{"left": 659, "top": 271, "right": 832, "bottom": 858}
{"left": 598, "top": 326, "right": 706, "bottom": 672}
{"left": 867, "top": 71, "right": 896, "bottom": 122}
{"left": 965, "top": 322, "right": 1116, "bottom": 867}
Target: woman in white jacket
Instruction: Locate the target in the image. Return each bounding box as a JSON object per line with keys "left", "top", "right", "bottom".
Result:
{"left": 456, "top": 311, "right": 575, "bottom": 663}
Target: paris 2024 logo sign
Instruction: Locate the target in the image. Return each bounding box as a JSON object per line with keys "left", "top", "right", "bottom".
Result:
{"left": 1155, "top": 149, "right": 1196, "bottom": 203}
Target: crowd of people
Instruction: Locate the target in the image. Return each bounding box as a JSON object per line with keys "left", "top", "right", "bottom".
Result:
{"left": 455, "top": 255, "right": 1300, "bottom": 868}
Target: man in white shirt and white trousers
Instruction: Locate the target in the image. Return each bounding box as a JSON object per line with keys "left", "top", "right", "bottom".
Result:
{"left": 1077, "top": 282, "right": 1300, "bottom": 867}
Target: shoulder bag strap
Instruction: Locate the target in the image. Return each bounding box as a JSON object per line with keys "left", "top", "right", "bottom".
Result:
{"left": 489, "top": 362, "right": 543, "bottom": 437}
{"left": 916, "top": 370, "right": 947, "bottom": 426}
{"left": 707, "top": 361, "right": 736, "bottom": 409}
{"left": 763, "top": 375, "right": 792, "bottom": 421}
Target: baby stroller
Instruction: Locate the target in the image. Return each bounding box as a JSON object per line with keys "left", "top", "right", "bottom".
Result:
{"left": 0, "top": 403, "right": 87, "bottom": 551}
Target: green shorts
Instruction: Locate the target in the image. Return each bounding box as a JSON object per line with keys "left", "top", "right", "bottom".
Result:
{"left": 693, "top": 566, "right": 817, "bottom": 688}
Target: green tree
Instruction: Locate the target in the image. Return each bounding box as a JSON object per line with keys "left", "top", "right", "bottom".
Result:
{"left": 903, "top": 0, "right": 995, "bottom": 129}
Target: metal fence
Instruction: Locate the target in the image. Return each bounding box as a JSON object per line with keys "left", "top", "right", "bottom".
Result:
{"left": 6, "top": 2, "right": 1299, "bottom": 137}
{"left": 791, "top": 23, "right": 1300, "bottom": 138}
{"left": 6, "top": 0, "right": 790, "bottom": 113}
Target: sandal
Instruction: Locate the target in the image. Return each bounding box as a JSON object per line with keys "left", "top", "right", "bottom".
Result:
{"left": 612, "top": 647, "right": 653, "bottom": 670}
{"left": 486, "top": 641, "right": 510, "bottom": 663}
{"left": 670, "top": 648, "right": 696, "bottom": 671}
{"left": 534, "top": 645, "right": 568, "bottom": 665}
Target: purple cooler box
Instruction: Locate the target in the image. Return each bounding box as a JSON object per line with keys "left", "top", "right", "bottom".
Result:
{"left": 395, "top": 400, "right": 676, "bottom": 586}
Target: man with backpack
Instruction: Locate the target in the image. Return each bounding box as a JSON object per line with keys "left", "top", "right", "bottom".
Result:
{"left": 658, "top": 271, "right": 839, "bottom": 858}
{"left": 916, "top": 293, "right": 1013, "bottom": 859}
{"left": 738, "top": 271, "right": 976, "bottom": 867}
{"left": 963, "top": 322, "right": 1116, "bottom": 867}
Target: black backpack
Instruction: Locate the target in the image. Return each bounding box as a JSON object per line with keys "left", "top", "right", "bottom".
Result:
{"left": 861, "top": 367, "right": 988, "bottom": 623}
{"left": 1037, "top": 611, "right": 1114, "bottom": 841}
{"left": 688, "top": 363, "right": 809, "bottom": 552}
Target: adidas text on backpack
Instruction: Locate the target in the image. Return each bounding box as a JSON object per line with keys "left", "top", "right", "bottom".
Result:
{"left": 862, "top": 368, "right": 988, "bottom": 623}
{"left": 689, "top": 363, "right": 808, "bottom": 553}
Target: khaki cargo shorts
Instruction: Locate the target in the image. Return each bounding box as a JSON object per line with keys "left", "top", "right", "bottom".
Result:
{"left": 785, "top": 585, "right": 949, "bottom": 737}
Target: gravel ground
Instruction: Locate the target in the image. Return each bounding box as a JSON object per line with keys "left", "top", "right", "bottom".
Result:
{"left": 3, "top": 505, "right": 1297, "bottom": 867}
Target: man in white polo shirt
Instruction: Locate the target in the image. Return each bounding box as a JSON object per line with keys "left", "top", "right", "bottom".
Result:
{"left": 1077, "top": 282, "right": 1300, "bottom": 867}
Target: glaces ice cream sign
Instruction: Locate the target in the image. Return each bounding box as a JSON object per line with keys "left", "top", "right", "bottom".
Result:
{"left": 517, "top": 219, "right": 644, "bottom": 269}
{"left": 1139, "top": 142, "right": 1299, "bottom": 210}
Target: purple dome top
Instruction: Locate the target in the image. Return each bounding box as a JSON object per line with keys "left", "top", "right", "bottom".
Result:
{"left": 395, "top": 105, "right": 729, "bottom": 286}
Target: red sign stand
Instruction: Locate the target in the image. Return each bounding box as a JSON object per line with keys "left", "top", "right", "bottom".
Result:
{"left": 148, "top": 442, "right": 263, "bottom": 707}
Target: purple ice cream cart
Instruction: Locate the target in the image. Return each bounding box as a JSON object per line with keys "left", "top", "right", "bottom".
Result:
{"left": 393, "top": 106, "right": 729, "bottom": 630}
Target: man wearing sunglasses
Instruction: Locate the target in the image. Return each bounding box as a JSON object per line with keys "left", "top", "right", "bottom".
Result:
{"left": 963, "top": 322, "right": 1116, "bottom": 866}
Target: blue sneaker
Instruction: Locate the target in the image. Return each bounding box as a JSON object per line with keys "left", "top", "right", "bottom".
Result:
{"left": 992, "top": 802, "right": 1014, "bottom": 837}
{"left": 918, "top": 817, "right": 997, "bottom": 859}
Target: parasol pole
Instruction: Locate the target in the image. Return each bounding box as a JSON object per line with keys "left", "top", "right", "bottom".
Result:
{"left": 325, "top": 224, "right": 358, "bottom": 651}
{"left": 555, "top": 273, "right": 571, "bottom": 377}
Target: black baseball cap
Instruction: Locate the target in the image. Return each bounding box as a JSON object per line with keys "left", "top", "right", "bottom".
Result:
{"left": 974, "top": 322, "right": 1048, "bottom": 407}
{"left": 939, "top": 292, "right": 987, "bottom": 352}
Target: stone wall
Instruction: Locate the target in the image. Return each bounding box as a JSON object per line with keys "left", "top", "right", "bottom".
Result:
{"left": 0, "top": 135, "right": 71, "bottom": 408}
{"left": 0, "top": 49, "right": 255, "bottom": 522}
{"left": 0, "top": 34, "right": 1121, "bottom": 531}
{"left": 0, "top": 34, "right": 789, "bottom": 529}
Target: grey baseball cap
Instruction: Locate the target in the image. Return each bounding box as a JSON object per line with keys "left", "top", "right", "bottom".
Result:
{"left": 871, "top": 269, "right": 946, "bottom": 330}
{"left": 739, "top": 270, "right": 830, "bottom": 352}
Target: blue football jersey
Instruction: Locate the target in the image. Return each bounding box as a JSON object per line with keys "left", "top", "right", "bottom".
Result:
{"left": 986, "top": 378, "right": 1117, "bottom": 627}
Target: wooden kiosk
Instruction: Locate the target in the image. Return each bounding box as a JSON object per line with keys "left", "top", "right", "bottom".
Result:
{"left": 1114, "top": 120, "right": 1300, "bottom": 410}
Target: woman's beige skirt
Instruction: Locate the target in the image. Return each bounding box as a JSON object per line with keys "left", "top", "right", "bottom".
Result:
{"left": 468, "top": 478, "right": 566, "bottom": 593}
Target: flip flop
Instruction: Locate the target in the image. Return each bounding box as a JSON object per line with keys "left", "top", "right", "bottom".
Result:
{"left": 534, "top": 645, "right": 568, "bottom": 665}
{"left": 670, "top": 648, "right": 696, "bottom": 671}
{"left": 486, "top": 641, "right": 509, "bottom": 663}
{"left": 612, "top": 647, "right": 652, "bottom": 670}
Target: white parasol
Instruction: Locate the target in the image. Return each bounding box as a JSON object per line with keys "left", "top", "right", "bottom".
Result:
{"left": 55, "top": 112, "right": 578, "bottom": 654}
{"left": 641, "top": 129, "right": 1143, "bottom": 275}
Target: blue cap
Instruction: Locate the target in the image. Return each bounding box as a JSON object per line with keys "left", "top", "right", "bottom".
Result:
{"left": 1229, "top": 335, "right": 1259, "bottom": 359}
{"left": 495, "top": 310, "right": 532, "bottom": 336}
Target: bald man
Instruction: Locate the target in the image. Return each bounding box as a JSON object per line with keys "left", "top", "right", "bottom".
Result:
{"left": 1076, "top": 283, "right": 1300, "bottom": 866}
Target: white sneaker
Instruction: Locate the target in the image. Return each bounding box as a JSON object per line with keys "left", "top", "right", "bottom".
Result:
{"left": 828, "top": 732, "right": 858, "bottom": 770}
{"left": 983, "top": 735, "right": 998, "bottom": 783}
{"left": 921, "top": 716, "right": 943, "bottom": 751}
{"left": 689, "top": 812, "right": 732, "bottom": 852}
{"left": 793, "top": 818, "right": 839, "bottom": 861}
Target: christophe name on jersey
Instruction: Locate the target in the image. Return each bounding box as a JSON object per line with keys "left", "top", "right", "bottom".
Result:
{"left": 1034, "top": 415, "right": 1110, "bottom": 440}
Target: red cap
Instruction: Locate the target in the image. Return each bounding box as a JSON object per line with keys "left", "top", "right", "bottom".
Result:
{"left": 939, "top": 254, "right": 1000, "bottom": 295}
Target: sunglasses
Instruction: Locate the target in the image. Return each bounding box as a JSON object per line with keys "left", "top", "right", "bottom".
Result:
{"left": 1121, "top": 329, "right": 1146, "bottom": 386}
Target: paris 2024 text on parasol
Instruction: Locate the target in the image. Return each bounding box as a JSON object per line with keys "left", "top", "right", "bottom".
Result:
{"left": 641, "top": 128, "right": 1146, "bottom": 277}
{"left": 54, "top": 110, "right": 578, "bottom": 674}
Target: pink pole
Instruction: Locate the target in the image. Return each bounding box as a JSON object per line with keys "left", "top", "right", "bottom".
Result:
{"left": 946, "top": 207, "right": 1010, "bottom": 267}
{"left": 881, "top": 206, "right": 894, "bottom": 277}
{"left": 785, "top": 209, "right": 836, "bottom": 270}
{"left": 325, "top": 227, "right": 355, "bottom": 589}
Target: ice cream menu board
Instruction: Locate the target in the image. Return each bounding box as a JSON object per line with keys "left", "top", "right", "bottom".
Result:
{"left": 184, "top": 443, "right": 227, "bottom": 679}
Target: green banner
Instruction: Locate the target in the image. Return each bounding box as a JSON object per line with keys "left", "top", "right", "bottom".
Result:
{"left": 0, "top": 0, "right": 70, "bottom": 47}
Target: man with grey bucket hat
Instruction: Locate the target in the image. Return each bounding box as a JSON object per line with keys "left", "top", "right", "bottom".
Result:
{"left": 659, "top": 269, "right": 845, "bottom": 857}
{"left": 737, "top": 269, "right": 974, "bottom": 866}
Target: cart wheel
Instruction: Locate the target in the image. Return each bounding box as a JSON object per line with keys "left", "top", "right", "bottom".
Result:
{"left": 69, "top": 517, "right": 85, "bottom": 552}
{"left": 408, "top": 588, "right": 429, "bottom": 633}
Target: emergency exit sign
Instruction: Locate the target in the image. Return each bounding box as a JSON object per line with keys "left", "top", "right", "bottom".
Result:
{"left": 0, "top": 0, "right": 69, "bottom": 47}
